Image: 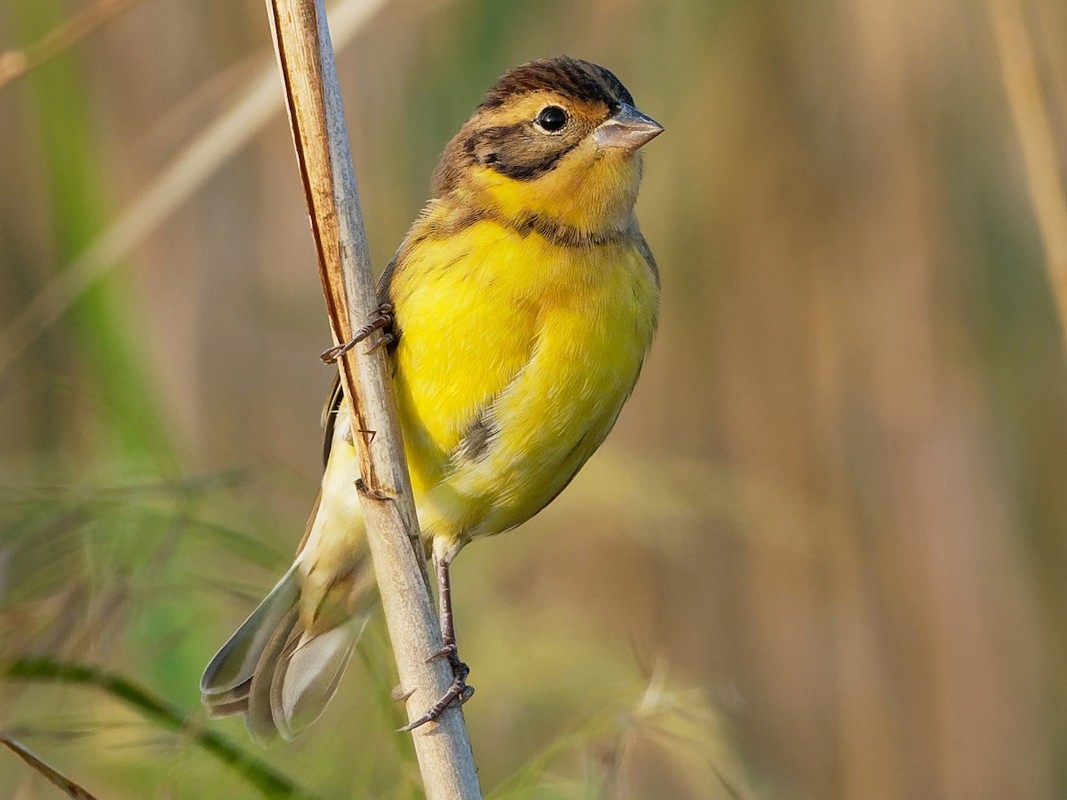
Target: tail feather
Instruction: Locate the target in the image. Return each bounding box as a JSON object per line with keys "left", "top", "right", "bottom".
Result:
{"left": 200, "top": 565, "right": 366, "bottom": 741}
{"left": 203, "top": 677, "right": 252, "bottom": 717}
{"left": 269, "top": 620, "right": 365, "bottom": 740}
{"left": 245, "top": 607, "right": 299, "bottom": 741}
{"left": 205, "top": 691, "right": 253, "bottom": 718}
{"left": 201, "top": 566, "right": 301, "bottom": 703}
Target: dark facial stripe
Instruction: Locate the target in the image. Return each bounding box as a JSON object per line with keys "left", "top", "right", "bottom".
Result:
{"left": 463, "top": 122, "right": 583, "bottom": 182}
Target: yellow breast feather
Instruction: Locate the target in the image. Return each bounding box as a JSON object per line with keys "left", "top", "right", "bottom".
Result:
{"left": 389, "top": 216, "right": 659, "bottom": 549}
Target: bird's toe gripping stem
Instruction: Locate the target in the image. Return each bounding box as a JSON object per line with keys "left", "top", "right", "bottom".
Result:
{"left": 320, "top": 302, "right": 395, "bottom": 364}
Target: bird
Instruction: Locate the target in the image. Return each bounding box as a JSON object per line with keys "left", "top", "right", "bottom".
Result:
{"left": 200, "top": 55, "right": 663, "bottom": 740}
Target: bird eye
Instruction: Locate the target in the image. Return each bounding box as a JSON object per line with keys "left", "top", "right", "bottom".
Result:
{"left": 535, "top": 105, "right": 568, "bottom": 132}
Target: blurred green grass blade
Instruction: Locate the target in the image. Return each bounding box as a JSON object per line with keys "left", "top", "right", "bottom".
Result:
{"left": 4, "top": 657, "right": 321, "bottom": 799}
{"left": 9, "top": 0, "right": 173, "bottom": 465}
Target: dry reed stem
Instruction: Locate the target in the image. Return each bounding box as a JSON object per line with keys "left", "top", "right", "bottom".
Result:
{"left": 263, "top": 0, "right": 481, "bottom": 797}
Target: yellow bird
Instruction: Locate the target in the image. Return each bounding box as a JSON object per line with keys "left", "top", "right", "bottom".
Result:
{"left": 201, "top": 56, "right": 662, "bottom": 739}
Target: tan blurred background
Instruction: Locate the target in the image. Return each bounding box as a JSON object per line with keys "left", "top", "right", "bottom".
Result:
{"left": 1, "top": 0, "right": 1066, "bottom": 798}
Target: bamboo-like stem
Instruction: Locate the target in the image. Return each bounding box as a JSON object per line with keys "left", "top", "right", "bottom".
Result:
{"left": 991, "top": 0, "right": 1067, "bottom": 360}
{"left": 263, "top": 2, "right": 481, "bottom": 798}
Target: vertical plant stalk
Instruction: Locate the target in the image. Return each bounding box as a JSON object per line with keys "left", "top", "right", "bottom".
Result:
{"left": 991, "top": 0, "right": 1067, "bottom": 357}
{"left": 262, "top": 2, "right": 482, "bottom": 798}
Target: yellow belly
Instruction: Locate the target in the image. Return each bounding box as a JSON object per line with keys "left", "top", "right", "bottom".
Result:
{"left": 388, "top": 219, "right": 658, "bottom": 548}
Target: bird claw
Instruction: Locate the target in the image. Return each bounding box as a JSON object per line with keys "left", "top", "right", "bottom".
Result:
{"left": 399, "top": 671, "right": 475, "bottom": 732}
{"left": 426, "top": 642, "right": 457, "bottom": 663}
{"left": 399, "top": 646, "right": 474, "bottom": 732}
{"left": 320, "top": 303, "right": 394, "bottom": 363}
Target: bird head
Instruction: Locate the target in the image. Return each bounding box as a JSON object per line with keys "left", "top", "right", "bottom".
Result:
{"left": 433, "top": 57, "right": 663, "bottom": 234}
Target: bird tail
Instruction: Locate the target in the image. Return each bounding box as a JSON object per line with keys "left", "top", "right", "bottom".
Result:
{"left": 200, "top": 564, "right": 369, "bottom": 741}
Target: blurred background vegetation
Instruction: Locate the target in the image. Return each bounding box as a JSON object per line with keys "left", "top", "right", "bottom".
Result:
{"left": 1, "top": 0, "right": 1066, "bottom": 797}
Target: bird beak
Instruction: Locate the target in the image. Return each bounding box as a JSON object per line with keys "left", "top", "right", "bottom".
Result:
{"left": 593, "top": 103, "right": 664, "bottom": 151}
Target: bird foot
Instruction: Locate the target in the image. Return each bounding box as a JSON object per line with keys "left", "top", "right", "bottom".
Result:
{"left": 320, "top": 303, "right": 394, "bottom": 363}
{"left": 399, "top": 645, "right": 474, "bottom": 731}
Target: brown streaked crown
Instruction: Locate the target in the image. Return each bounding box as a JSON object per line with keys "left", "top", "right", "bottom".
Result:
{"left": 478, "top": 56, "right": 634, "bottom": 111}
